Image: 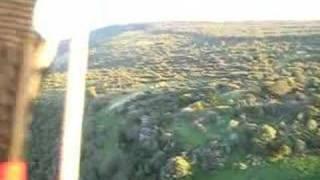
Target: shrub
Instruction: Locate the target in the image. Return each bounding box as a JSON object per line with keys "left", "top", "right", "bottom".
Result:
{"left": 161, "top": 156, "right": 192, "bottom": 179}
{"left": 260, "top": 124, "right": 277, "bottom": 142}
{"left": 270, "top": 144, "right": 292, "bottom": 162}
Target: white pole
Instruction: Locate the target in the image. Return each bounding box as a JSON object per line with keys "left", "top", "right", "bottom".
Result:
{"left": 59, "top": 32, "right": 89, "bottom": 180}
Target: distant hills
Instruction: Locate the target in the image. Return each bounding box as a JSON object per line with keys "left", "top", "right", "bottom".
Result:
{"left": 51, "top": 21, "right": 320, "bottom": 72}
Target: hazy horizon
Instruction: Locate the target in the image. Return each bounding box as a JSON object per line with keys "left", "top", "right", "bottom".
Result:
{"left": 34, "top": 0, "right": 320, "bottom": 39}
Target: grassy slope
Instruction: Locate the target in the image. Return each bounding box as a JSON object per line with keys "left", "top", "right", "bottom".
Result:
{"left": 194, "top": 156, "right": 320, "bottom": 180}
{"left": 80, "top": 104, "right": 320, "bottom": 180}
{"left": 81, "top": 106, "right": 320, "bottom": 180}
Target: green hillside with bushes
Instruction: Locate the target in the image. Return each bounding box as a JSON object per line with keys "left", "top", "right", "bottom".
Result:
{"left": 29, "top": 21, "right": 320, "bottom": 180}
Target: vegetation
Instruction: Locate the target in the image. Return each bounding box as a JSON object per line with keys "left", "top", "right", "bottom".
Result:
{"left": 29, "top": 21, "right": 320, "bottom": 180}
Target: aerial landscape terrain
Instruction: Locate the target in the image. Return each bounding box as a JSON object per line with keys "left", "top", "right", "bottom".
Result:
{"left": 28, "top": 21, "right": 320, "bottom": 180}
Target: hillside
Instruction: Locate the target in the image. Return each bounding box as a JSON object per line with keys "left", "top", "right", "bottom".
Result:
{"left": 29, "top": 21, "right": 320, "bottom": 180}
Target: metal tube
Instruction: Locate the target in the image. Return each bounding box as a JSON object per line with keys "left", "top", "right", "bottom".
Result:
{"left": 59, "top": 32, "right": 89, "bottom": 180}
